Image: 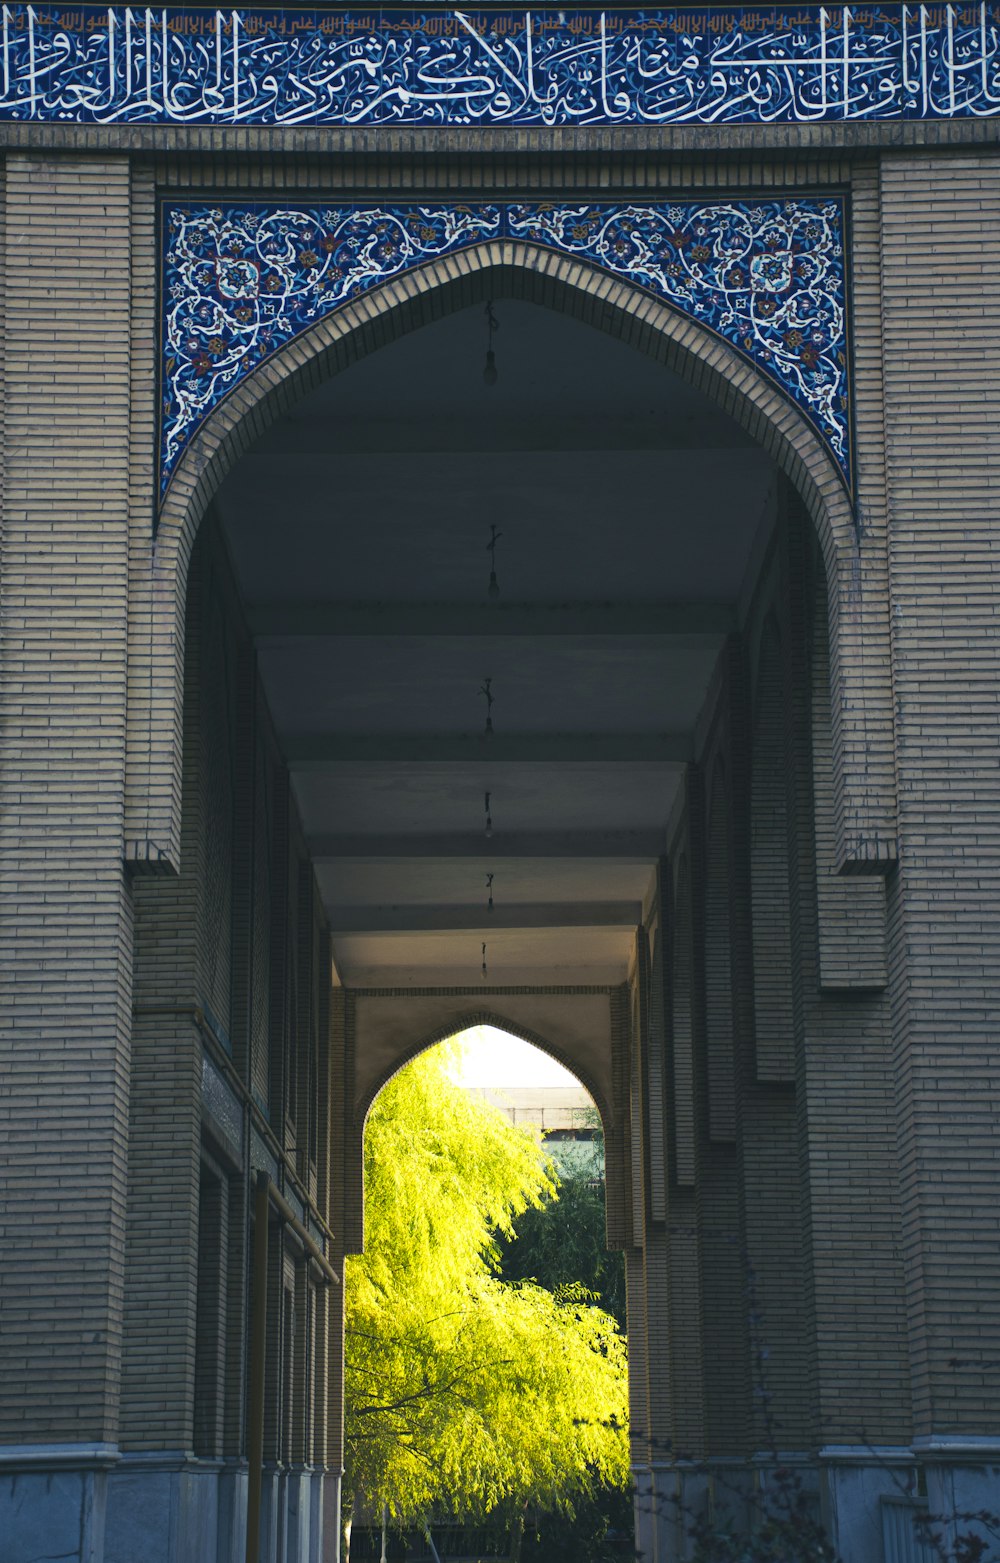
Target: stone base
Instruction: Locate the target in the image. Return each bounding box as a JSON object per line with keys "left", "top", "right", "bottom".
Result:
{"left": 633, "top": 1463, "right": 656, "bottom": 1562}
{"left": 649, "top": 1461, "right": 708, "bottom": 1561}
{"left": 259, "top": 1464, "right": 332, "bottom": 1563}
{"left": 915, "top": 1439, "right": 1000, "bottom": 1561}
{"left": 820, "top": 1442, "right": 1000, "bottom": 1562}
{"left": 0, "top": 1447, "right": 336, "bottom": 1563}
{"left": 820, "top": 1444, "right": 918, "bottom": 1563}
{"left": 106, "top": 1457, "right": 333, "bottom": 1563}
{"left": 634, "top": 1452, "right": 841, "bottom": 1561}
{"left": 643, "top": 1444, "right": 1000, "bottom": 1563}
{"left": 0, "top": 1443, "right": 117, "bottom": 1563}
{"left": 105, "top": 1452, "right": 224, "bottom": 1563}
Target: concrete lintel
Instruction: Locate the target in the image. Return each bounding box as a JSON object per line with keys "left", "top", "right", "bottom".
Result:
{"left": 307, "top": 829, "right": 665, "bottom": 862}
{"left": 911, "top": 1436, "right": 1000, "bottom": 1461}
{"left": 0, "top": 1441, "right": 121, "bottom": 1471}
{"left": 251, "top": 600, "right": 735, "bottom": 640}
{"left": 286, "top": 734, "right": 691, "bottom": 765}
{"left": 114, "top": 1450, "right": 225, "bottom": 1473}
{"left": 819, "top": 1445, "right": 916, "bottom": 1465}
{"left": 336, "top": 962, "right": 630, "bottom": 987}
{"left": 326, "top": 901, "right": 642, "bottom": 933}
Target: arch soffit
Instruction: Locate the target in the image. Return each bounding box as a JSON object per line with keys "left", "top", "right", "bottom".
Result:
{"left": 357, "top": 1006, "right": 611, "bottom": 1138}
{"left": 153, "top": 238, "right": 857, "bottom": 594}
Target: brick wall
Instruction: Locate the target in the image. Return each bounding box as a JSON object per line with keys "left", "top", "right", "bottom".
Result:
{"left": 880, "top": 152, "right": 1000, "bottom": 1440}
{"left": 3, "top": 134, "right": 999, "bottom": 1491}
{"left": 124, "top": 519, "right": 338, "bottom": 1463}
{"left": 0, "top": 155, "right": 134, "bottom": 1446}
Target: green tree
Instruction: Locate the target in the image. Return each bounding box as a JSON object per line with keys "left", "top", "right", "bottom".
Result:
{"left": 497, "top": 1125, "right": 631, "bottom": 1560}
{"left": 345, "top": 1043, "right": 629, "bottom": 1529}
{"left": 498, "top": 1144, "right": 626, "bottom": 1330}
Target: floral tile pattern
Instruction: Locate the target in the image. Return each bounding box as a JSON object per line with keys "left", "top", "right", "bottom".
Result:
{"left": 161, "top": 199, "right": 849, "bottom": 501}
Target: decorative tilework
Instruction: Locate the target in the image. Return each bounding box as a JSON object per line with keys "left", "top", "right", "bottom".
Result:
{"left": 201, "top": 1050, "right": 244, "bottom": 1161}
{"left": 2, "top": 5, "right": 1000, "bottom": 128}
{"left": 161, "top": 198, "right": 849, "bottom": 498}
{"left": 249, "top": 1126, "right": 280, "bottom": 1181}
{"left": 509, "top": 201, "right": 848, "bottom": 475}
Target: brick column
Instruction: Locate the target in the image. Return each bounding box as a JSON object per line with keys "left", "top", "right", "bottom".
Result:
{"left": 699, "top": 752, "right": 751, "bottom": 1464}
{"left": 321, "top": 986, "right": 348, "bottom": 1561}
{"left": 782, "top": 513, "right": 911, "bottom": 1561}
{"left": 626, "top": 953, "right": 655, "bottom": 1562}
{"left": 0, "top": 154, "right": 134, "bottom": 1554}
{"left": 666, "top": 847, "right": 705, "bottom": 1468}
{"left": 743, "top": 620, "right": 811, "bottom": 1455}
{"left": 879, "top": 153, "right": 1000, "bottom": 1490}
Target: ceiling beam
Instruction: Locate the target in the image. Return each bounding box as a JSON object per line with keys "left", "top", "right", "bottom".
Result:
{"left": 308, "top": 829, "right": 665, "bottom": 862}
{"left": 331, "top": 961, "right": 632, "bottom": 988}
{"left": 251, "top": 601, "right": 734, "bottom": 641}
{"left": 285, "top": 733, "right": 691, "bottom": 766}
{"left": 246, "top": 415, "right": 755, "bottom": 459}
{"left": 325, "top": 902, "right": 642, "bottom": 934}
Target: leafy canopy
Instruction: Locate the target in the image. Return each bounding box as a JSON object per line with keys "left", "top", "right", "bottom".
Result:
{"left": 499, "top": 1137, "right": 626, "bottom": 1331}
{"left": 345, "top": 1042, "right": 630, "bottom": 1525}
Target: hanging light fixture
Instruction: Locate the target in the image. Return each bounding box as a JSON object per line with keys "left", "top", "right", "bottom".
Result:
{"left": 481, "top": 941, "right": 488, "bottom": 981}
{"left": 482, "top": 300, "right": 499, "bottom": 386}
{"left": 486, "top": 873, "right": 495, "bottom": 914}
{"left": 484, "top": 791, "right": 493, "bottom": 839}
{"left": 486, "top": 523, "right": 502, "bottom": 600}
{"left": 480, "top": 677, "right": 495, "bottom": 739}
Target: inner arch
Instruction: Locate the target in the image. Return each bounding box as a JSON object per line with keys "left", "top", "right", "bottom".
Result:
{"left": 212, "top": 296, "right": 783, "bottom": 1011}
{"left": 361, "top": 1009, "right": 612, "bottom": 1139}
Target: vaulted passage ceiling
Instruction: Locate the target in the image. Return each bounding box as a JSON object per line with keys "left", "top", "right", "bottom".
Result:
{"left": 215, "top": 299, "right": 778, "bottom": 987}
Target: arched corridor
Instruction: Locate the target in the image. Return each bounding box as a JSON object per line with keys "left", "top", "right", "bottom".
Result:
{"left": 117, "top": 277, "right": 902, "bottom": 1561}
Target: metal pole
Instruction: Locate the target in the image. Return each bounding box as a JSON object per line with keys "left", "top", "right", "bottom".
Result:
{"left": 246, "top": 1172, "right": 270, "bottom": 1563}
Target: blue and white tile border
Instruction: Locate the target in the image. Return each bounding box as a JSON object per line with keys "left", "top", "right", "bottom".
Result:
{"left": 4, "top": 5, "right": 1000, "bottom": 128}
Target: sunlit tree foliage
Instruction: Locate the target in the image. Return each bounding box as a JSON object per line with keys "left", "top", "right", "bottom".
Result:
{"left": 344, "top": 1043, "right": 629, "bottom": 1527}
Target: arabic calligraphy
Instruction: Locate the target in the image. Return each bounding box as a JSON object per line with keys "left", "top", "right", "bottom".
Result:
{"left": 161, "top": 199, "right": 849, "bottom": 500}
{"left": 2, "top": 6, "right": 1000, "bottom": 126}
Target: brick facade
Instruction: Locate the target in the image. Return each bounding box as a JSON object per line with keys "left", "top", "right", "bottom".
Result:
{"left": 1, "top": 131, "right": 999, "bottom": 1563}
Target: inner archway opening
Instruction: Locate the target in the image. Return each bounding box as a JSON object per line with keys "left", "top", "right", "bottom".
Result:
{"left": 347, "top": 1023, "right": 630, "bottom": 1563}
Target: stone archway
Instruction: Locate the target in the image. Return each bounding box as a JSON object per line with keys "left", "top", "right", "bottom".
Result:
{"left": 114, "top": 234, "right": 900, "bottom": 1562}
{"left": 124, "top": 232, "right": 889, "bottom": 880}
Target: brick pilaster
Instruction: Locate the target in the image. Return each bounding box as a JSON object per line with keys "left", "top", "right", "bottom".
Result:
{"left": 0, "top": 154, "right": 134, "bottom": 1446}
{"left": 880, "top": 152, "right": 1000, "bottom": 1440}
{"left": 783, "top": 502, "right": 909, "bottom": 1445}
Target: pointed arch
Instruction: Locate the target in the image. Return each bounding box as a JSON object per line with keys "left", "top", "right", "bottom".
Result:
{"left": 125, "top": 237, "right": 868, "bottom": 872}
{"left": 359, "top": 1008, "right": 609, "bottom": 1136}
{"left": 343, "top": 1001, "right": 618, "bottom": 1257}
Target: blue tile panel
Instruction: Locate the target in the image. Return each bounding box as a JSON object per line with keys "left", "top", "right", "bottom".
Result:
{"left": 2, "top": 6, "right": 1000, "bottom": 128}
{"left": 202, "top": 1050, "right": 244, "bottom": 1161}
{"left": 161, "top": 198, "right": 849, "bottom": 497}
